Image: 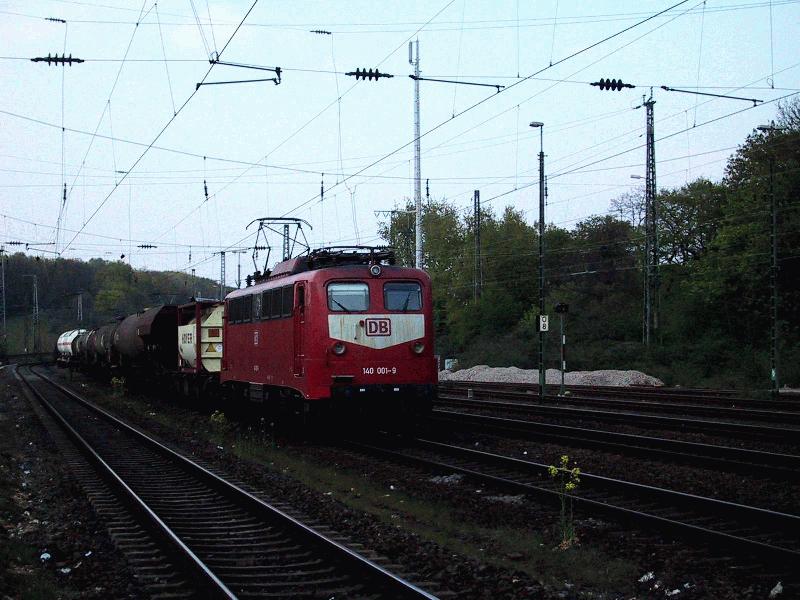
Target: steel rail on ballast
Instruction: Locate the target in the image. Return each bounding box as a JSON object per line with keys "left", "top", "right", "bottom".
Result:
{"left": 439, "top": 382, "right": 800, "bottom": 424}
{"left": 14, "top": 366, "right": 237, "bottom": 599}
{"left": 440, "top": 380, "right": 798, "bottom": 410}
{"left": 23, "top": 367, "right": 437, "bottom": 600}
{"left": 429, "top": 409, "right": 800, "bottom": 480}
{"left": 345, "top": 438, "right": 800, "bottom": 565}
{"left": 435, "top": 394, "right": 800, "bottom": 441}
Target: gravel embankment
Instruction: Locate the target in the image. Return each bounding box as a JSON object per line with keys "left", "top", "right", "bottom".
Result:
{"left": 440, "top": 365, "right": 664, "bottom": 386}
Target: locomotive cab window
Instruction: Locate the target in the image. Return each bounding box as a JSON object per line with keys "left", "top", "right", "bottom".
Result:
{"left": 328, "top": 282, "right": 369, "bottom": 312}
{"left": 384, "top": 282, "right": 422, "bottom": 311}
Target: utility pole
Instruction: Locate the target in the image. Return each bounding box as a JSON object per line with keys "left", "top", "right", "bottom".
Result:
{"left": 591, "top": 78, "right": 660, "bottom": 346}
{"left": 219, "top": 251, "right": 226, "bottom": 301}
{"left": 66, "top": 291, "right": 83, "bottom": 324}
{"left": 530, "top": 121, "right": 546, "bottom": 400}
{"left": 23, "top": 275, "right": 39, "bottom": 352}
{"left": 473, "top": 190, "right": 482, "bottom": 301}
{"left": 227, "top": 248, "right": 248, "bottom": 289}
{"left": 757, "top": 122, "right": 787, "bottom": 398}
{"left": 191, "top": 268, "right": 197, "bottom": 298}
{"left": 1, "top": 247, "right": 6, "bottom": 345}
{"left": 409, "top": 40, "right": 423, "bottom": 269}
{"left": 643, "top": 92, "right": 658, "bottom": 346}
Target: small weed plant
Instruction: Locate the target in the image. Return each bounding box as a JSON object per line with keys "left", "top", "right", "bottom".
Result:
{"left": 110, "top": 376, "right": 126, "bottom": 397}
{"left": 209, "top": 410, "right": 230, "bottom": 433}
{"left": 548, "top": 454, "right": 581, "bottom": 549}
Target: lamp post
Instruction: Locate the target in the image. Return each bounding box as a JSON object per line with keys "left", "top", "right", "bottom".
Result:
{"left": 530, "top": 121, "right": 546, "bottom": 400}
{"left": 757, "top": 123, "right": 787, "bottom": 398}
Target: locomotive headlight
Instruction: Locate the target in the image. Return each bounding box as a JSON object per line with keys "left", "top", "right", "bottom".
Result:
{"left": 332, "top": 341, "right": 347, "bottom": 355}
{"left": 412, "top": 342, "right": 425, "bottom": 354}
{"left": 369, "top": 264, "right": 382, "bottom": 277}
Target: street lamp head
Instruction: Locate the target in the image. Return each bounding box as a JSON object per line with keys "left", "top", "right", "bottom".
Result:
{"left": 630, "top": 175, "right": 644, "bottom": 180}
{"left": 529, "top": 121, "right": 544, "bottom": 128}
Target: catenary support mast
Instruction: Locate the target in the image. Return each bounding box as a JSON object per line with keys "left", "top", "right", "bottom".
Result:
{"left": 410, "top": 40, "right": 423, "bottom": 269}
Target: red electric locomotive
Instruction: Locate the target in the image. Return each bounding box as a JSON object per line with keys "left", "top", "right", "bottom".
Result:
{"left": 220, "top": 247, "right": 437, "bottom": 419}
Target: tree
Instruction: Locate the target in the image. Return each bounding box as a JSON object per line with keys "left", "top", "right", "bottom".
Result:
{"left": 658, "top": 179, "right": 726, "bottom": 264}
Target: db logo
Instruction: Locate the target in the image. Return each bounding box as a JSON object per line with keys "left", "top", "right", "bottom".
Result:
{"left": 365, "top": 318, "right": 391, "bottom": 336}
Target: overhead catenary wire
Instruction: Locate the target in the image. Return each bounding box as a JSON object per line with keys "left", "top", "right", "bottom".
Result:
{"left": 59, "top": 0, "right": 152, "bottom": 247}
{"left": 279, "top": 0, "right": 697, "bottom": 219}
{"left": 475, "top": 90, "right": 800, "bottom": 209}
{"left": 4, "top": 1, "right": 795, "bottom": 275}
{"left": 154, "top": 2, "right": 177, "bottom": 115}
{"left": 60, "top": 0, "right": 261, "bottom": 255}
{"left": 2, "top": 1, "right": 796, "bottom": 31}
{"left": 151, "top": 0, "right": 458, "bottom": 243}
{"left": 436, "top": 61, "right": 800, "bottom": 211}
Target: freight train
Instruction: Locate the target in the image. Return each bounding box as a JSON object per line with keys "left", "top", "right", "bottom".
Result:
{"left": 56, "top": 248, "right": 436, "bottom": 422}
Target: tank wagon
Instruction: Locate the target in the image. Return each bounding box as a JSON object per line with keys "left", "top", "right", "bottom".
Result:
{"left": 55, "top": 329, "right": 87, "bottom": 367}
{"left": 176, "top": 299, "right": 224, "bottom": 399}
{"left": 61, "top": 247, "right": 436, "bottom": 422}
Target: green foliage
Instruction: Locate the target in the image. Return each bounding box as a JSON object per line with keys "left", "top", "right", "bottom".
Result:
{"left": 548, "top": 455, "right": 581, "bottom": 548}
{"left": 1, "top": 254, "right": 221, "bottom": 354}
{"left": 209, "top": 410, "right": 231, "bottom": 433}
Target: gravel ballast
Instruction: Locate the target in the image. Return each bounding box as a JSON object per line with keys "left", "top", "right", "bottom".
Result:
{"left": 440, "top": 365, "right": 665, "bottom": 387}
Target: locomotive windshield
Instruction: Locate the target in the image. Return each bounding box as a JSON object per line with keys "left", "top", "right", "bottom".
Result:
{"left": 384, "top": 282, "right": 422, "bottom": 311}
{"left": 328, "top": 282, "right": 369, "bottom": 312}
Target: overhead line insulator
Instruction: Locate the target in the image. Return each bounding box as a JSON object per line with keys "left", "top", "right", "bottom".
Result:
{"left": 590, "top": 78, "right": 635, "bottom": 91}
{"left": 345, "top": 68, "right": 394, "bottom": 81}
{"left": 30, "top": 53, "right": 84, "bottom": 66}
{"left": 310, "top": 29, "right": 332, "bottom": 35}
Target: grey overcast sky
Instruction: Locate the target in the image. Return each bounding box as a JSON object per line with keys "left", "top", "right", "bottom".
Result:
{"left": 1, "top": 0, "right": 798, "bottom": 284}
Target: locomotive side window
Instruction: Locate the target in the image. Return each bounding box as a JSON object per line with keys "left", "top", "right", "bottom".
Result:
{"left": 384, "top": 282, "right": 422, "bottom": 311}
{"left": 241, "top": 295, "right": 252, "bottom": 323}
{"left": 261, "top": 290, "right": 272, "bottom": 319}
{"left": 282, "top": 285, "right": 294, "bottom": 317}
{"left": 269, "top": 288, "right": 283, "bottom": 319}
{"left": 253, "top": 292, "right": 262, "bottom": 321}
{"left": 328, "top": 282, "right": 369, "bottom": 312}
{"left": 228, "top": 298, "right": 241, "bottom": 324}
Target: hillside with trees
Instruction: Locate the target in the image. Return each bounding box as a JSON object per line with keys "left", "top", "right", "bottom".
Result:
{"left": 380, "top": 101, "right": 800, "bottom": 390}
{"left": 0, "top": 255, "right": 221, "bottom": 355}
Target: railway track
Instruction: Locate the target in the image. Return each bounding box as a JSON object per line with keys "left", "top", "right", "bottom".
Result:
{"left": 440, "top": 380, "right": 800, "bottom": 416}
{"left": 16, "top": 366, "right": 437, "bottom": 599}
{"left": 441, "top": 380, "right": 797, "bottom": 407}
{"left": 435, "top": 394, "right": 800, "bottom": 442}
{"left": 428, "top": 409, "right": 800, "bottom": 480}
{"left": 345, "top": 437, "right": 800, "bottom": 567}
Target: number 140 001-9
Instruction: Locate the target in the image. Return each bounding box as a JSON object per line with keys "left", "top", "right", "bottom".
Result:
{"left": 362, "top": 367, "right": 397, "bottom": 375}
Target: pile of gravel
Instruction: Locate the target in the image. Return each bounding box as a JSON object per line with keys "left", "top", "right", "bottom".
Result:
{"left": 439, "top": 365, "right": 664, "bottom": 387}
